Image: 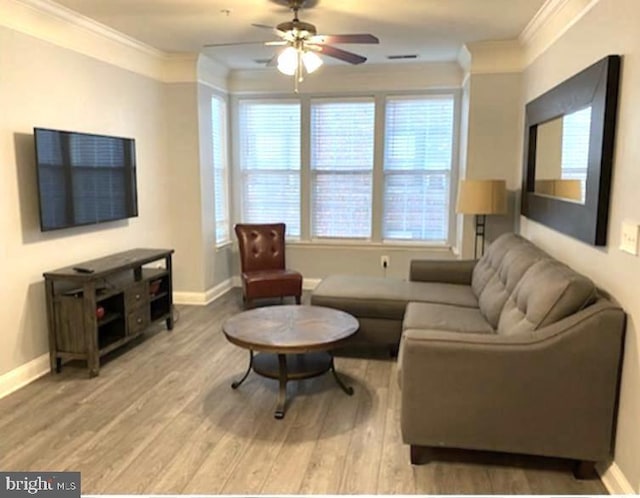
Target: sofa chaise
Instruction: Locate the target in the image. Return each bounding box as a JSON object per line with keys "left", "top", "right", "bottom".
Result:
{"left": 310, "top": 233, "right": 625, "bottom": 476}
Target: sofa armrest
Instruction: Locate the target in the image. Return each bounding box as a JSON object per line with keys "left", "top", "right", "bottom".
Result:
{"left": 399, "top": 300, "right": 625, "bottom": 462}
{"left": 409, "top": 259, "right": 477, "bottom": 285}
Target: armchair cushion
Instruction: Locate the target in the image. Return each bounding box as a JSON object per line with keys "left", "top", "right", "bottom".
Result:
{"left": 242, "top": 270, "right": 302, "bottom": 301}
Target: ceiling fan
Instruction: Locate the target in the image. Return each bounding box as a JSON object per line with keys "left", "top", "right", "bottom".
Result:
{"left": 204, "top": 0, "right": 380, "bottom": 90}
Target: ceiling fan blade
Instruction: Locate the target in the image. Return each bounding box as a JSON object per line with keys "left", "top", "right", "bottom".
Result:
{"left": 251, "top": 23, "right": 286, "bottom": 38}
{"left": 308, "top": 34, "right": 379, "bottom": 45}
{"left": 203, "top": 40, "right": 275, "bottom": 48}
{"left": 251, "top": 23, "right": 276, "bottom": 30}
{"left": 315, "top": 44, "right": 367, "bottom": 64}
{"left": 266, "top": 55, "right": 278, "bottom": 67}
{"left": 265, "top": 41, "right": 287, "bottom": 46}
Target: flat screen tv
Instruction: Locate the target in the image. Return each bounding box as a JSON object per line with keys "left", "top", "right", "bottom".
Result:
{"left": 34, "top": 128, "right": 138, "bottom": 231}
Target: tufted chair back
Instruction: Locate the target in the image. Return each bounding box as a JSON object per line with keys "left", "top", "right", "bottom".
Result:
{"left": 235, "top": 223, "right": 287, "bottom": 274}
{"left": 233, "top": 223, "right": 302, "bottom": 307}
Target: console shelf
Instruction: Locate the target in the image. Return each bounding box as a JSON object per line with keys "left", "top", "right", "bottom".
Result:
{"left": 44, "top": 248, "right": 174, "bottom": 377}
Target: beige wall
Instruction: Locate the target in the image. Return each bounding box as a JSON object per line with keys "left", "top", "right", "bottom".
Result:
{"left": 534, "top": 117, "right": 563, "bottom": 179}
{"left": 520, "top": 0, "right": 640, "bottom": 489}
{"left": 458, "top": 72, "right": 523, "bottom": 257}
{"left": 0, "top": 26, "right": 172, "bottom": 376}
{"left": 287, "top": 244, "right": 455, "bottom": 280}
{"left": 166, "top": 83, "right": 206, "bottom": 292}
{"left": 0, "top": 26, "right": 232, "bottom": 378}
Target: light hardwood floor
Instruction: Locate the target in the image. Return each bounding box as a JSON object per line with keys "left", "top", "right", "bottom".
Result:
{"left": 0, "top": 290, "right": 607, "bottom": 495}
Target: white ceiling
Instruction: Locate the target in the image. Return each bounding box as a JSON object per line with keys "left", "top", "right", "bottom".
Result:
{"left": 52, "top": 0, "right": 547, "bottom": 69}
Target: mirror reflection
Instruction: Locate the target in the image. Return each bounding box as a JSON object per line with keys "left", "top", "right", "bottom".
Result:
{"left": 534, "top": 106, "right": 592, "bottom": 203}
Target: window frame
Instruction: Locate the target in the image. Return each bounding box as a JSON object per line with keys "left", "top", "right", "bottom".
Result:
{"left": 231, "top": 89, "right": 460, "bottom": 248}
{"left": 309, "top": 97, "right": 376, "bottom": 241}
{"left": 382, "top": 94, "right": 458, "bottom": 245}
{"left": 235, "top": 98, "right": 302, "bottom": 239}
{"left": 211, "top": 94, "right": 231, "bottom": 248}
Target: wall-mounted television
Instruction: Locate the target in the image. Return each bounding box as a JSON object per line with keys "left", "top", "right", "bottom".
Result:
{"left": 34, "top": 128, "right": 138, "bottom": 232}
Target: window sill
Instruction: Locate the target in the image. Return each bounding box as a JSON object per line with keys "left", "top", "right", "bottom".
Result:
{"left": 215, "top": 241, "right": 233, "bottom": 251}
{"left": 287, "top": 239, "right": 453, "bottom": 252}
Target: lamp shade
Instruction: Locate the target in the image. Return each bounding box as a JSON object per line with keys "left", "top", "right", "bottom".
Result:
{"left": 302, "top": 50, "right": 323, "bottom": 73}
{"left": 534, "top": 179, "right": 582, "bottom": 201}
{"left": 456, "top": 179, "right": 507, "bottom": 215}
{"left": 277, "top": 47, "right": 298, "bottom": 76}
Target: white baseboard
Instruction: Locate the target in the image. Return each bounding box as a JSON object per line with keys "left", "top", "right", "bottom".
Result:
{"left": 599, "top": 461, "right": 635, "bottom": 495}
{"left": 173, "top": 278, "right": 233, "bottom": 306}
{"left": 303, "top": 278, "right": 322, "bottom": 290}
{"left": 0, "top": 353, "right": 50, "bottom": 400}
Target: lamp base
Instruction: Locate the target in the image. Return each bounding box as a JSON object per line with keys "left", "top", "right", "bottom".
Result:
{"left": 474, "top": 214, "right": 487, "bottom": 260}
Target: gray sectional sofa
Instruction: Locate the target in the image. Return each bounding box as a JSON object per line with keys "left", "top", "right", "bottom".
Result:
{"left": 311, "top": 233, "right": 626, "bottom": 474}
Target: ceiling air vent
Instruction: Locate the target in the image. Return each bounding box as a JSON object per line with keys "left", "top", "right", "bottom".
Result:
{"left": 387, "top": 54, "right": 418, "bottom": 60}
{"left": 254, "top": 58, "right": 272, "bottom": 65}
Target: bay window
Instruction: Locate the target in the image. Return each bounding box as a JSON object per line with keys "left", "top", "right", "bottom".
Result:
{"left": 235, "top": 91, "right": 458, "bottom": 245}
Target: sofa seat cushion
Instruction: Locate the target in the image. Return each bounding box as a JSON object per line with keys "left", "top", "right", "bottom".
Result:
{"left": 311, "top": 275, "right": 478, "bottom": 321}
{"left": 311, "top": 275, "right": 409, "bottom": 320}
{"left": 403, "top": 302, "right": 495, "bottom": 334}
{"left": 407, "top": 281, "right": 478, "bottom": 309}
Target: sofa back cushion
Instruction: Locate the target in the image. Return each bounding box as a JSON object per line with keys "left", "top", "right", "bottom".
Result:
{"left": 472, "top": 233, "right": 547, "bottom": 328}
{"left": 497, "top": 260, "right": 597, "bottom": 335}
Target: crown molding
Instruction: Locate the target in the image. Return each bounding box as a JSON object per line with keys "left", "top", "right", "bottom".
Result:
{"left": 520, "top": 0, "right": 570, "bottom": 44}
{"left": 198, "top": 54, "right": 230, "bottom": 92}
{"left": 519, "top": 0, "right": 601, "bottom": 65}
{"left": 13, "top": 0, "right": 163, "bottom": 57}
{"left": 464, "top": 40, "right": 525, "bottom": 74}
{"left": 0, "top": 0, "right": 221, "bottom": 84}
{"left": 457, "top": 45, "right": 472, "bottom": 73}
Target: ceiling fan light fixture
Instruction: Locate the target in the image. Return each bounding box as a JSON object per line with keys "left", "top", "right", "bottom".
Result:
{"left": 302, "top": 50, "right": 323, "bottom": 73}
{"left": 277, "top": 46, "right": 298, "bottom": 75}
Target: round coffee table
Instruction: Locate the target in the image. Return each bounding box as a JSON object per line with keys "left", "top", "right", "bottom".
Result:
{"left": 222, "top": 305, "right": 358, "bottom": 419}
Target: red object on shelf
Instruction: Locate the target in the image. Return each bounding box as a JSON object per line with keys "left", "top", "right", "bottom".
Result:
{"left": 149, "top": 280, "right": 161, "bottom": 296}
{"left": 96, "top": 306, "right": 105, "bottom": 320}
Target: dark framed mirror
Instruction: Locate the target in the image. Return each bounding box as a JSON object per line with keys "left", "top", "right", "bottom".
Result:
{"left": 521, "top": 55, "right": 621, "bottom": 246}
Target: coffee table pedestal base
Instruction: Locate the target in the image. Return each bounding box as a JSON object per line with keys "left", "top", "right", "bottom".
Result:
{"left": 231, "top": 351, "right": 353, "bottom": 419}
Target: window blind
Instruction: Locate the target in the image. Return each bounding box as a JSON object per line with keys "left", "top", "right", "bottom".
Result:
{"left": 383, "top": 96, "right": 454, "bottom": 242}
{"left": 212, "top": 96, "right": 230, "bottom": 245}
{"left": 238, "top": 100, "right": 301, "bottom": 237}
{"left": 561, "top": 106, "right": 591, "bottom": 203}
{"left": 310, "top": 99, "right": 375, "bottom": 238}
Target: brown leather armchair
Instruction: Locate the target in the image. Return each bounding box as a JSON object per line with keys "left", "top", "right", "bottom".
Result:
{"left": 234, "top": 223, "right": 302, "bottom": 307}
